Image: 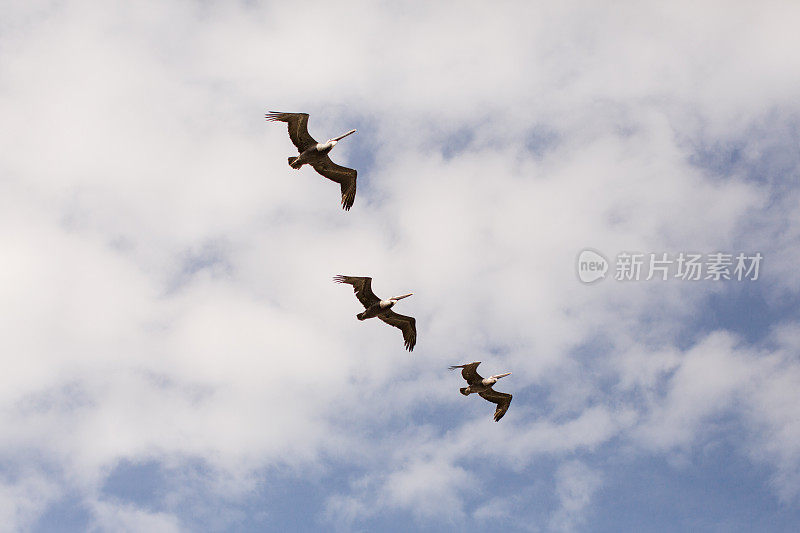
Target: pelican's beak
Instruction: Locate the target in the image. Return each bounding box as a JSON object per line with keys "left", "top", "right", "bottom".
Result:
{"left": 496, "top": 372, "right": 512, "bottom": 379}
{"left": 392, "top": 293, "right": 413, "bottom": 300}
{"left": 333, "top": 129, "right": 357, "bottom": 141}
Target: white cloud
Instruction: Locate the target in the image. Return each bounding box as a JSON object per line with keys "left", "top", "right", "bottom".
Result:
{"left": 382, "top": 458, "right": 474, "bottom": 519}
{"left": 1, "top": 0, "right": 800, "bottom": 529}
{"left": 633, "top": 332, "right": 752, "bottom": 451}
{"left": 0, "top": 474, "right": 59, "bottom": 533}
{"left": 548, "top": 460, "right": 602, "bottom": 533}
{"left": 90, "top": 500, "right": 181, "bottom": 533}
{"left": 632, "top": 328, "right": 800, "bottom": 500}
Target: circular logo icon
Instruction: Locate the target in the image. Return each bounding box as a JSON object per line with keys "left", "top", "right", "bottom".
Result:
{"left": 577, "top": 249, "right": 608, "bottom": 283}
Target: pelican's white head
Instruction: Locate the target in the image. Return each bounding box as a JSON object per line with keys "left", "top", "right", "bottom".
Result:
{"left": 487, "top": 372, "right": 511, "bottom": 386}
{"left": 326, "top": 129, "right": 357, "bottom": 146}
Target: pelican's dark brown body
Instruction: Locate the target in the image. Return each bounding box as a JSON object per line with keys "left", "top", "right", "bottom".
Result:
{"left": 357, "top": 300, "right": 394, "bottom": 320}
{"left": 289, "top": 143, "right": 334, "bottom": 169}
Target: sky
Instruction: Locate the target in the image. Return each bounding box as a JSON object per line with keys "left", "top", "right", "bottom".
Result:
{"left": 2, "top": 0, "right": 800, "bottom": 531}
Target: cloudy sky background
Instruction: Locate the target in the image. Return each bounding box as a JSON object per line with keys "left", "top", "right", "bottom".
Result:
{"left": 2, "top": 0, "right": 800, "bottom": 531}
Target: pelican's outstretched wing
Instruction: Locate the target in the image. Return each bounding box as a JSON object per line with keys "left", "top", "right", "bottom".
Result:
{"left": 448, "top": 362, "right": 484, "bottom": 385}
{"left": 479, "top": 389, "right": 512, "bottom": 422}
{"left": 311, "top": 156, "right": 357, "bottom": 211}
{"left": 333, "top": 275, "right": 380, "bottom": 308}
{"left": 265, "top": 111, "right": 317, "bottom": 152}
{"left": 379, "top": 310, "right": 417, "bottom": 352}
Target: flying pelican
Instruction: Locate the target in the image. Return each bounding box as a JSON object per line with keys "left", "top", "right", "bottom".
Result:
{"left": 333, "top": 275, "right": 416, "bottom": 351}
{"left": 265, "top": 111, "right": 358, "bottom": 210}
{"left": 449, "top": 361, "right": 512, "bottom": 421}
